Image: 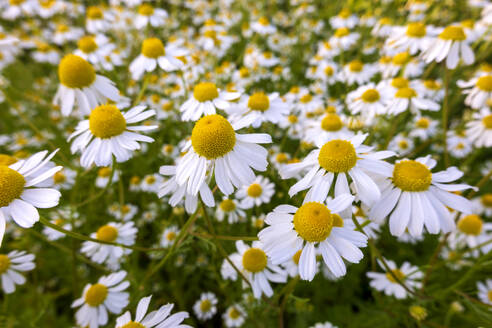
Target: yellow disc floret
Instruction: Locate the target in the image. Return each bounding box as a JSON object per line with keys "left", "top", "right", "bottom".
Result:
{"left": 138, "top": 3, "right": 154, "bottom": 16}
{"left": 318, "top": 140, "right": 357, "bottom": 173}
{"left": 191, "top": 115, "right": 236, "bottom": 159}
{"left": 476, "top": 76, "right": 492, "bottom": 92}
{"left": 348, "top": 60, "right": 363, "bottom": 72}
{"left": 0, "top": 166, "right": 25, "bottom": 207}
{"left": 395, "top": 87, "right": 417, "bottom": 99}
{"left": 392, "top": 160, "right": 432, "bottom": 192}
{"left": 0, "top": 154, "right": 17, "bottom": 166}
{"left": 294, "top": 202, "right": 333, "bottom": 242}
{"left": 386, "top": 269, "right": 405, "bottom": 283}
{"left": 248, "top": 92, "right": 270, "bottom": 112}
{"left": 89, "top": 104, "right": 127, "bottom": 139}
{"left": 242, "top": 248, "right": 267, "bottom": 273}
{"left": 193, "top": 82, "right": 219, "bottom": 102}
{"left": 391, "top": 77, "right": 409, "bottom": 89}
{"left": 120, "top": 322, "right": 145, "bottom": 328}
{"left": 87, "top": 6, "right": 103, "bottom": 20}
{"left": 416, "top": 118, "right": 430, "bottom": 129}
{"left": 292, "top": 250, "right": 302, "bottom": 265}
{"left": 247, "top": 183, "right": 263, "bottom": 198}
{"left": 85, "top": 283, "right": 108, "bottom": 307}
{"left": 0, "top": 255, "right": 10, "bottom": 274}
{"left": 439, "top": 26, "right": 466, "bottom": 41}
{"left": 58, "top": 54, "right": 96, "bottom": 89}
{"left": 200, "top": 300, "right": 212, "bottom": 312}
{"left": 406, "top": 22, "right": 426, "bottom": 37}
{"left": 334, "top": 27, "right": 350, "bottom": 37}
{"left": 332, "top": 213, "right": 344, "bottom": 227}
{"left": 482, "top": 115, "right": 492, "bottom": 129}
{"left": 457, "top": 214, "right": 483, "bottom": 235}
{"left": 96, "top": 225, "right": 118, "bottom": 242}
{"left": 141, "top": 38, "right": 165, "bottom": 58}
{"left": 481, "top": 193, "right": 492, "bottom": 207}
{"left": 78, "top": 36, "right": 98, "bottom": 54}
{"left": 361, "top": 89, "right": 380, "bottom": 103}
{"left": 220, "top": 199, "right": 236, "bottom": 212}
{"left": 321, "top": 113, "right": 343, "bottom": 132}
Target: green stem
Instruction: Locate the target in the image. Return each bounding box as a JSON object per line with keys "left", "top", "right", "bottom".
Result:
{"left": 73, "top": 161, "right": 115, "bottom": 208}
{"left": 134, "top": 73, "right": 150, "bottom": 106}
{"left": 442, "top": 66, "right": 450, "bottom": 167}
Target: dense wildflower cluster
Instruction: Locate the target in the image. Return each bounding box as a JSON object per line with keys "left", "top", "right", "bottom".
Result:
{"left": 0, "top": 0, "right": 491, "bottom": 327}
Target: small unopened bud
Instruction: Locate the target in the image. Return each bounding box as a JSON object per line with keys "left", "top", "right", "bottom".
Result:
{"left": 409, "top": 305, "right": 427, "bottom": 321}
{"left": 450, "top": 301, "right": 464, "bottom": 313}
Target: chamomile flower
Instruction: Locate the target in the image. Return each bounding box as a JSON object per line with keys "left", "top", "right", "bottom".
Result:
{"left": 280, "top": 134, "right": 394, "bottom": 207}
{"left": 95, "top": 167, "right": 119, "bottom": 188}
{"left": 129, "top": 38, "right": 187, "bottom": 80}
{"left": 370, "top": 156, "right": 475, "bottom": 237}
{"left": 226, "top": 241, "right": 287, "bottom": 298}
{"left": 449, "top": 214, "right": 492, "bottom": 256}
{"left": 69, "top": 104, "right": 157, "bottom": 168}
{"left": 134, "top": 3, "right": 168, "bottom": 29}
{"left": 74, "top": 34, "right": 114, "bottom": 66}
{"left": 85, "top": 6, "right": 112, "bottom": 34}
{"left": 472, "top": 193, "right": 492, "bottom": 217}
{"left": 259, "top": 194, "right": 368, "bottom": 281}
{"left": 477, "top": 279, "right": 492, "bottom": 306}
{"left": 140, "top": 173, "right": 162, "bottom": 193}
{"left": 54, "top": 54, "right": 122, "bottom": 116}
{"left": 180, "top": 83, "right": 240, "bottom": 121}
{"left": 2, "top": 0, "right": 34, "bottom": 20}
{"left": 223, "top": 304, "right": 246, "bottom": 328}
{"left": 72, "top": 271, "right": 129, "bottom": 328}
{"left": 108, "top": 203, "right": 138, "bottom": 221}
{"left": 175, "top": 114, "right": 271, "bottom": 196}
{"left": 51, "top": 167, "right": 76, "bottom": 190}
{"left": 421, "top": 25, "right": 475, "bottom": 69}
{"left": 458, "top": 74, "right": 492, "bottom": 109}
{"left": 347, "top": 83, "right": 390, "bottom": 120}
{"left": 0, "top": 250, "right": 35, "bottom": 294}
{"left": 386, "top": 22, "right": 432, "bottom": 54}
{"left": 193, "top": 292, "right": 218, "bottom": 321}
{"left": 0, "top": 150, "right": 62, "bottom": 245}
{"left": 42, "top": 215, "right": 72, "bottom": 241}
{"left": 115, "top": 295, "right": 190, "bottom": 328}
{"left": 81, "top": 221, "right": 137, "bottom": 269}
{"left": 388, "top": 134, "right": 414, "bottom": 154}
{"left": 367, "top": 259, "right": 422, "bottom": 299}
{"left": 329, "top": 27, "right": 359, "bottom": 50}
{"left": 216, "top": 198, "right": 245, "bottom": 224}
{"left": 236, "top": 176, "right": 274, "bottom": 209}
{"left": 465, "top": 107, "right": 492, "bottom": 147}
{"left": 385, "top": 86, "right": 440, "bottom": 116}
{"left": 409, "top": 116, "right": 438, "bottom": 140}
{"left": 251, "top": 17, "right": 276, "bottom": 35}
{"left": 339, "top": 60, "right": 377, "bottom": 85}
{"left": 229, "top": 92, "right": 289, "bottom": 128}
{"left": 160, "top": 226, "right": 179, "bottom": 248}
{"left": 448, "top": 131, "right": 472, "bottom": 158}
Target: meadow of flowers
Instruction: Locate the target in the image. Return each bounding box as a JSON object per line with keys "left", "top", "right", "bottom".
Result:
{"left": 0, "top": 0, "right": 491, "bottom": 327}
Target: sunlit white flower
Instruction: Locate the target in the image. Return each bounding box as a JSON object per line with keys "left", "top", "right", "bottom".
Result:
{"left": 465, "top": 107, "right": 492, "bottom": 147}
{"left": 229, "top": 92, "right": 289, "bottom": 128}
{"left": 458, "top": 74, "right": 492, "bottom": 109}
{"left": 477, "top": 279, "right": 492, "bottom": 306}
{"left": 223, "top": 304, "right": 246, "bottom": 328}
{"left": 0, "top": 250, "right": 35, "bottom": 294}
{"left": 216, "top": 197, "right": 245, "bottom": 224}
{"left": 193, "top": 292, "right": 217, "bottom": 321}
{"left": 236, "top": 176, "right": 274, "bottom": 209}
{"left": 160, "top": 226, "right": 179, "bottom": 248}
{"left": 134, "top": 3, "right": 168, "bottom": 29}
{"left": 251, "top": 17, "right": 276, "bottom": 35}
{"left": 367, "top": 259, "right": 422, "bottom": 299}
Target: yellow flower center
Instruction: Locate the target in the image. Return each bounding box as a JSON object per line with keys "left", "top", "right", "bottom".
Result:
{"left": 145, "top": 176, "right": 156, "bottom": 184}
{"left": 98, "top": 167, "right": 111, "bottom": 177}
{"left": 87, "top": 6, "right": 103, "bottom": 20}
{"left": 321, "top": 113, "right": 343, "bottom": 132}
{"left": 476, "top": 76, "right": 492, "bottom": 92}
{"left": 193, "top": 82, "right": 219, "bottom": 102}
{"left": 0, "top": 154, "right": 17, "bottom": 166}
{"left": 481, "top": 63, "right": 492, "bottom": 72}
{"left": 220, "top": 199, "right": 236, "bottom": 212}
{"left": 348, "top": 60, "right": 363, "bottom": 72}
{"left": 53, "top": 171, "right": 66, "bottom": 184}
{"left": 416, "top": 118, "right": 430, "bottom": 129}
{"left": 239, "top": 67, "right": 250, "bottom": 78}
{"left": 229, "top": 307, "right": 241, "bottom": 319}
{"left": 482, "top": 115, "right": 492, "bottom": 129}
{"left": 395, "top": 87, "right": 417, "bottom": 99}
{"left": 0, "top": 166, "right": 25, "bottom": 207}
{"left": 58, "top": 54, "right": 96, "bottom": 89}
{"left": 334, "top": 27, "right": 350, "bottom": 37}
{"left": 96, "top": 225, "right": 118, "bottom": 242}
{"left": 56, "top": 24, "right": 69, "bottom": 33}
{"left": 247, "top": 183, "right": 263, "bottom": 198}
{"left": 138, "top": 4, "right": 154, "bottom": 16}
{"left": 10, "top": 0, "right": 25, "bottom": 5}
{"left": 300, "top": 94, "right": 312, "bottom": 103}
{"left": 398, "top": 140, "right": 409, "bottom": 149}
{"left": 0, "top": 255, "right": 11, "bottom": 274}
{"left": 361, "top": 89, "right": 380, "bottom": 103}
{"left": 292, "top": 249, "right": 302, "bottom": 265}
{"left": 379, "top": 17, "right": 392, "bottom": 25}
{"left": 166, "top": 231, "right": 176, "bottom": 241}
{"left": 89, "top": 104, "right": 127, "bottom": 139}
{"left": 481, "top": 193, "right": 492, "bottom": 207}
{"left": 406, "top": 22, "right": 426, "bottom": 37}
{"left": 141, "top": 38, "right": 165, "bottom": 58}
{"left": 439, "top": 26, "right": 466, "bottom": 41}
{"left": 242, "top": 248, "right": 267, "bottom": 273}
{"left": 248, "top": 92, "right": 270, "bottom": 112}
{"left": 324, "top": 66, "right": 334, "bottom": 76}
{"left": 39, "top": 0, "right": 55, "bottom": 8}
{"left": 258, "top": 17, "right": 269, "bottom": 26}
{"left": 392, "top": 52, "right": 410, "bottom": 66}
{"left": 386, "top": 269, "right": 405, "bottom": 283}
{"left": 318, "top": 140, "right": 357, "bottom": 173}
{"left": 191, "top": 115, "right": 236, "bottom": 159}
{"left": 200, "top": 299, "right": 212, "bottom": 312}
{"left": 78, "top": 36, "right": 98, "bottom": 54}
{"left": 294, "top": 202, "right": 333, "bottom": 242}
{"left": 488, "top": 291, "right": 492, "bottom": 303}
{"left": 288, "top": 115, "right": 298, "bottom": 124}
{"left": 424, "top": 79, "right": 440, "bottom": 90}
{"left": 276, "top": 153, "right": 288, "bottom": 163}
{"left": 392, "top": 160, "right": 432, "bottom": 192}
{"left": 332, "top": 213, "right": 344, "bottom": 227}
{"left": 85, "top": 283, "right": 108, "bottom": 307}
{"left": 391, "top": 77, "right": 409, "bottom": 89}
{"left": 457, "top": 214, "right": 483, "bottom": 235}
{"left": 120, "top": 322, "right": 145, "bottom": 328}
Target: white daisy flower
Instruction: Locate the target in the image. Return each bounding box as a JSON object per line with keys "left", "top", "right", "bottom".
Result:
{"left": 129, "top": 38, "right": 187, "bottom": 80}
{"left": 0, "top": 250, "right": 35, "bottom": 294}
{"left": 81, "top": 221, "right": 137, "bottom": 269}
{"left": 329, "top": 27, "right": 360, "bottom": 50}
{"left": 421, "top": 25, "right": 475, "bottom": 69}
{"left": 74, "top": 34, "right": 114, "bottom": 66}
{"left": 134, "top": 3, "right": 168, "bottom": 29}
{"left": 160, "top": 226, "right": 179, "bottom": 248}
{"left": 408, "top": 116, "right": 438, "bottom": 140}
{"left": 477, "top": 279, "right": 492, "bottom": 306}
{"left": 216, "top": 198, "right": 245, "bottom": 224}
{"left": 386, "top": 22, "right": 433, "bottom": 55}
{"left": 95, "top": 167, "right": 119, "bottom": 188}
{"left": 51, "top": 167, "right": 76, "bottom": 190}
{"left": 236, "top": 176, "right": 274, "bottom": 209}
{"left": 2, "top": 0, "right": 34, "bottom": 20}
{"left": 251, "top": 17, "right": 276, "bottom": 35}
{"left": 370, "top": 156, "right": 475, "bottom": 237}
{"left": 116, "top": 294, "right": 190, "bottom": 328}
{"left": 42, "top": 216, "right": 72, "bottom": 241}
{"left": 259, "top": 194, "right": 368, "bottom": 281}
{"left": 180, "top": 82, "right": 240, "bottom": 121}
{"left": 85, "top": 6, "right": 112, "bottom": 34}
{"left": 54, "top": 54, "right": 122, "bottom": 116}
{"left": 472, "top": 193, "right": 492, "bottom": 217}
{"left": 280, "top": 134, "right": 394, "bottom": 207}
{"left": 347, "top": 83, "right": 390, "bottom": 120}
{"left": 449, "top": 214, "right": 492, "bottom": 257}
{"left": 140, "top": 173, "right": 162, "bottom": 193}
{"left": 224, "top": 241, "right": 287, "bottom": 298}
{"left": 303, "top": 111, "right": 353, "bottom": 145}
{"left": 72, "top": 271, "right": 129, "bottom": 328}
{"left": 223, "top": 304, "right": 246, "bottom": 328}
{"left": 385, "top": 86, "right": 440, "bottom": 116}
{"left": 175, "top": 114, "right": 271, "bottom": 197}
{"left": 229, "top": 92, "right": 289, "bottom": 129}
{"left": 0, "top": 150, "right": 62, "bottom": 245}
{"left": 367, "top": 259, "right": 422, "bottom": 299}
{"left": 330, "top": 9, "right": 358, "bottom": 28}
{"left": 69, "top": 104, "right": 157, "bottom": 168}
{"left": 193, "top": 292, "right": 218, "bottom": 321}
{"left": 458, "top": 74, "right": 492, "bottom": 109}
{"left": 388, "top": 134, "right": 414, "bottom": 154}
{"left": 447, "top": 131, "right": 472, "bottom": 158}
{"left": 108, "top": 203, "right": 138, "bottom": 221}
{"left": 339, "top": 60, "right": 377, "bottom": 85}
{"left": 465, "top": 107, "right": 492, "bottom": 147}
